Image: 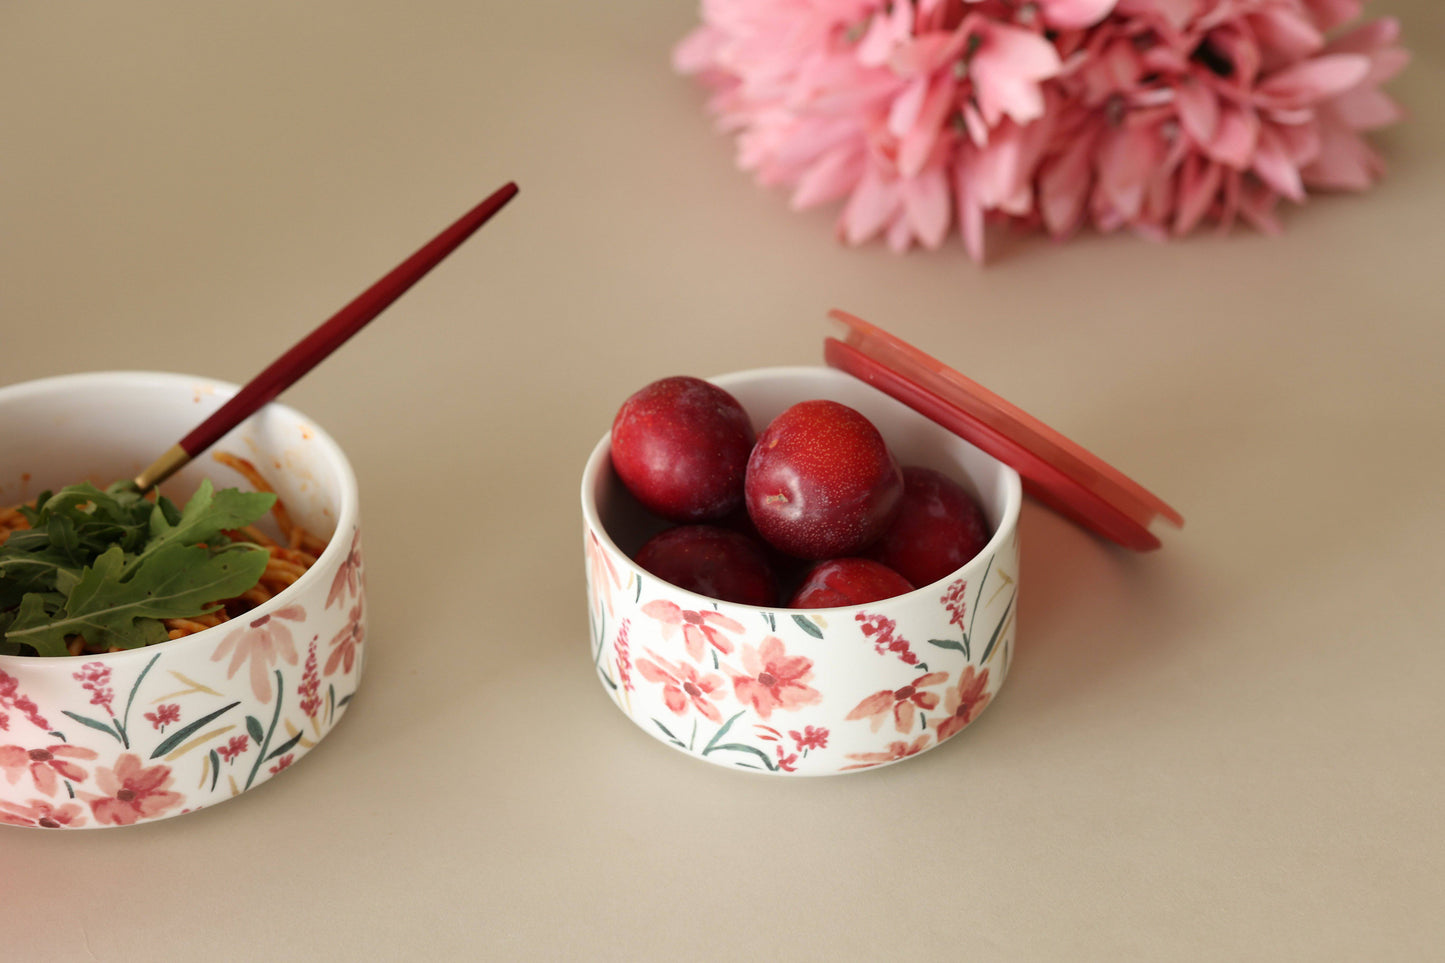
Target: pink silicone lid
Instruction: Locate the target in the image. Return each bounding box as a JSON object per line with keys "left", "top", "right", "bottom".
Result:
{"left": 824, "top": 310, "right": 1184, "bottom": 551}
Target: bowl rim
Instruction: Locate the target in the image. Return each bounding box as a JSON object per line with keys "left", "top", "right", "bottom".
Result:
{"left": 580, "top": 365, "right": 1022, "bottom": 614}
{"left": 0, "top": 369, "right": 360, "bottom": 666}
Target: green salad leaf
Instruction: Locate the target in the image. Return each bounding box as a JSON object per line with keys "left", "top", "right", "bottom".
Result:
{"left": 0, "top": 480, "right": 276, "bottom": 657}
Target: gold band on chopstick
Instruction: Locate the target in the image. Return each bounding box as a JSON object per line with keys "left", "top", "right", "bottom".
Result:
{"left": 133, "top": 444, "right": 191, "bottom": 493}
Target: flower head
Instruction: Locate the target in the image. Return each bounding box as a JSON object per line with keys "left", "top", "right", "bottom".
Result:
{"left": 641, "top": 599, "right": 746, "bottom": 661}
{"left": 728, "top": 636, "right": 822, "bottom": 719}
{"left": 677, "top": 0, "right": 1408, "bottom": 261}
{"left": 83, "top": 753, "right": 185, "bottom": 826}
{"left": 211, "top": 604, "right": 305, "bottom": 702}
{"left": 636, "top": 650, "right": 727, "bottom": 723}
{"left": 933, "top": 665, "right": 992, "bottom": 741}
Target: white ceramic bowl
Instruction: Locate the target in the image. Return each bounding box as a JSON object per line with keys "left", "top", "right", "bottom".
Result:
{"left": 582, "top": 367, "right": 1021, "bottom": 775}
{"left": 0, "top": 372, "right": 364, "bottom": 828}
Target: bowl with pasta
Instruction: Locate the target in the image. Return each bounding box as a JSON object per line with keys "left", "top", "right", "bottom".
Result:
{"left": 0, "top": 371, "right": 364, "bottom": 828}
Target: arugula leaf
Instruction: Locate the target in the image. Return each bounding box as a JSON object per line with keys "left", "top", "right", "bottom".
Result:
{"left": 131, "top": 480, "right": 275, "bottom": 572}
{"left": 7, "top": 543, "right": 269, "bottom": 657}
{"left": 0, "top": 477, "right": 277, "bottom": 657}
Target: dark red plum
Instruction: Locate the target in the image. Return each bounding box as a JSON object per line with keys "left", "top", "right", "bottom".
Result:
{"left": 866, "top": 466, "right": 991, "bottom": 587}
{"left": 787, "top": 558, "right": 914, "bottom": 609}
{"left": 745, "top": 400, "right": 903, "bottom": 560}
{"left": 610, "top": 376, "right": 755, "bottom": 523}
{"left": 634, "top": 525, "right": 778, "bottom": 606}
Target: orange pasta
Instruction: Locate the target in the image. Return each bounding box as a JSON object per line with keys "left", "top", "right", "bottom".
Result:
{"left": 1, "top": 453, "right": 326, "bottom": 654}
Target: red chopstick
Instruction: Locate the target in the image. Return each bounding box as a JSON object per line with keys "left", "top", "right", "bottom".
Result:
{"left": 134, "top": 181, "right": 519, "bottom": 491}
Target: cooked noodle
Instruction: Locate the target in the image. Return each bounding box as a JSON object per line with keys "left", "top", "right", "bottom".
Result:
{"left": 1, "top": 453, "right": 326, "bottom": 654}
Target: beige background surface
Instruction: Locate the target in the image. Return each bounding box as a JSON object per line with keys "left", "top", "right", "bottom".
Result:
{"left": 1, "top": 1, "right": 1441, "bottom": 960}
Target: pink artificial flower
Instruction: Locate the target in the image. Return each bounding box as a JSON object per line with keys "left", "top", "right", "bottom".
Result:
{"left": 676, "top": 0, "right": 1407, "bottom": 261}
{"left": 84, "top": 753, "right": 185, "bottom": 827}
{"left": 640, "top": 599, "right": 746, "bottom": 661}
{"left": 729, "top": 636, "right": 822, "bottom": 719}
{"left": 635, "top": 650, "right": 727, "bottom": 723}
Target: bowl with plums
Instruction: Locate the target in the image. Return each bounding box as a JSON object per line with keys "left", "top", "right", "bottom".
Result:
{"left": 581, "top": 356, "right": 1022, "bottom": 775}
{"left": 0, "top": 371, "right": 364, "bottom": 827}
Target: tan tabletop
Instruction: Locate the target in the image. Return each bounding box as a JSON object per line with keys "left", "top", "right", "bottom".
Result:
{"left": 2, "top": 2, "right": 1442, "bottom": 959}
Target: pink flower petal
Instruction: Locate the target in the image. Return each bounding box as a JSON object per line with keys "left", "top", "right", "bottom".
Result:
{"left": 1254, "top": 54, "right": 1371, "bottom": 110}
{"left": 902, "top": 166, "right": 951, "bottom": 248}
{"left": 1037, "top": 0, "right": 1117, "bottom": 30}
{"left": 1097, "top": 123, "right": 1164, "bottom": 220}
{"left": 1038, "top": 126, "right": 1097, "bottom": 237}
{"left": 1248, "top": 7, "right": 1325, "bottom": 66}
{"left": 1174, "top": 80, "right": 1219, "bottom": 146}
{"left": 792, "top": 146, "right": 866, "bottom": 209}
{"left": 896, "top": 75, "right": 957, "bottom": 177}
{"left": 841, "top": 167, "right": 900, "bottom": 244}
{"left": 1238, "top": 180, "right": 1284, "bottom": 235}
{"left": 1173, "top": 154, "right": 1223, "bottom": 235}
{"left": 1327, "top": 86, "right": 1404, "bottom": 131}
{"left": 952, "top": 161, "right": 987, "bottom": 263}
{"left": 1250, "top": 125, "right": 1305, "bottom": 202}
{"left": 1301, "top": 120, "right": 1382, "bottom": 191}
{"left": 1203, "top": 104, "right": 1259, "bottom": 169}
{"left": 1303, "top": 0, "right": 1363, "bottom": 33}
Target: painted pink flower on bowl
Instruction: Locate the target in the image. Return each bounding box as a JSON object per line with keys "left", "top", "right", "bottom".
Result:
{"left": 941, "top": 578, "right": 968, "bottom": 629}
{"left": 83, "top": 753, "right": 185, "bottom": 827}
{"left": 729, "top": 636, "right": 823, "bottom": 720}
{"left": 0, "top": 743, "right": 98, "bottom": 797}
{"left": 846, "top": 671, "right": 948, "bottom": 734}
{"left": 0, "top": 797, "right": 89, "bottom": 829}
{"left": 327, "top": 528, "right": 364, "bottom": 609}
{"left": 790, "top": 725, "right": 830, "bottom": 752}
{"left": 856, "top": 612, "right": 919, "bottom": 665}
{"left": 216, "top": 735, "right": 249, "bottom": 763}
{"left": 325, "top": 602, "right": 365, "bottom": 677}
{"left": 144, "top": 703, "right": 181, "bottom": 732}
{"left": 0, "top": 669, "right": 49, "bottom": 733}
{"left": 586, "top": 530, "right": 623, "bottom": 616}
{"left": 72, "top": 662, "right": 115, "bottom": 716}
{"left": 636, "top": 650, "right": 727, "bottom": 723}
{"left": 641, "top": 599, "right": 746, "bottom": 661}
{"left": 933, "top": 665, "right": 992, "bottom": 741}
{"left": 211, "top": 604, "right": 305, "bottom": 703}
{"left": 842, "top": 734, "right": 933, "bottom": 770}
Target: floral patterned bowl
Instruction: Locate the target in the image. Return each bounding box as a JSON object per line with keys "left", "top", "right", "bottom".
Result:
{"left": 582, "top": 367, "right": 1021, "bottom": 775}
{"left": 0, "top": 372, "right": 364, "bottom": 828}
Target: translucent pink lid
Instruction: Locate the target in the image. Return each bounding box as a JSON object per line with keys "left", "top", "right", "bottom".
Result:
{"left": 824, "top": 310, "right": 1183, "bottom": 551}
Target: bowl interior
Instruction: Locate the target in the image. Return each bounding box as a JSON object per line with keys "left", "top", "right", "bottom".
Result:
{"left": 584, "top": 366, "right": 1020, "bottom": 593}
{"left": 0, "top": 371, "right": 352, "bottom": 547}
